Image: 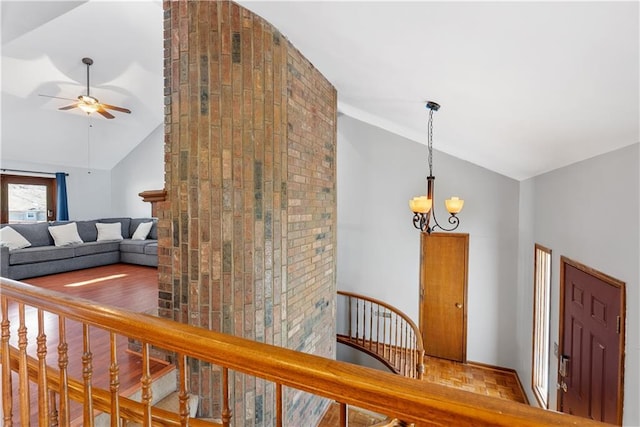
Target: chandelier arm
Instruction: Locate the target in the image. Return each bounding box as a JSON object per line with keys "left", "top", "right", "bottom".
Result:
{"left": 430, "top": 214, "right": 460, "bottom": 233}
{"left": 412, "top": 213, "right": 428, "bottom": 232}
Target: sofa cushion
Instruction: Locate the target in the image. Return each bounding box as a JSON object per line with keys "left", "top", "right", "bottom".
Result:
{"left": 96, "top": 222, "right": 124, "bottom": 241}
{"left": 2, "top": 222, "right": 53, "bottom": 247}
{"left": 144, "top": 242, "right": 158, "bottom": 256}
{"left": 76, "top": 220, "right": 99, "bottom": 242}
{"left": 119, "top": 239, "right": 149, "bottom": 254}
{"left": 149, "top": 220, "right": 158, "bottom": 240}
{"left": 130, "top": 218, "right": 157, "bottom": 239}
{"left": 49, "top": 222, "right": 83, "bottom": 246}
{"left": 73, "top": 241, "right": 121, "bottom": 257}
{"left": 99, "top": 218, "right": 132, "bottom": 239}
{"left": 10, "top": 246, "right": 75, "bottom": 265}
{"left": 132, "top": 221, "right": 153, "bottom": 240}
{"left": 0, "top": 226, "right": 32, "bottom": 250}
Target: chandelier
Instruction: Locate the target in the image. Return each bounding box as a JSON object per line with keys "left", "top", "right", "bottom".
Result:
{"left": 409, "top": 101, "right": 464, "bottom": 233}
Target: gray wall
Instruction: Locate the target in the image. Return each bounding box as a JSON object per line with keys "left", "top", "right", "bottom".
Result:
{"left": 110, "top": 124, "right": 164, "bottom": 217}
{"left": 517, "top": 143, "right": 639, "bottom": 425}
{"left": 337, "top": 115, "right": 521, "bottom": 368}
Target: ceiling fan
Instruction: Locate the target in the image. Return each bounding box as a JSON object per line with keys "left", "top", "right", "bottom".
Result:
{"left": 40, "top": 57, "right": 131, "bottom": 119}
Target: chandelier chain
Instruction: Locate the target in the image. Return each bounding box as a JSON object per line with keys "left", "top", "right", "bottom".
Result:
{"left": 428, "top": 108, "right": 434, "bottom": 176}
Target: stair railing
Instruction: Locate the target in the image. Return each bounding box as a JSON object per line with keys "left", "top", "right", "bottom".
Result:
{"left": 1, "top": 277, "right": 606, "bottom": 427}
{"left": 337, "top": 290, "right": 425, "bottom": 379}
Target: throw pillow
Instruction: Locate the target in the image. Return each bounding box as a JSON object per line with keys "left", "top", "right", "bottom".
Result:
{"left": 0, "top": 226, "right": 32, "bottom": 250}
{"left": 96, "top": 222, "right": 124, "bottom": 241}
{"left": 49, "top": 222, "right": 83, "bottom": 246}
{"left": 132, "top": 221, "right": 153, "bottom": 240}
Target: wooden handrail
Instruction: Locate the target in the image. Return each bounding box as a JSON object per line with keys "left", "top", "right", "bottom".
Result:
{"left": 0, "top": 278, "right": 607, "bottom": 426}
{"left": 337, "top": 290, "right": 425, "bottom": 379}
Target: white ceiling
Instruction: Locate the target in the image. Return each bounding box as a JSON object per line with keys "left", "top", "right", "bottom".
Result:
{"left": 2, "top": 1, "right": 638, "bottom": 180}
{"left": 1, "top": 0, "right": 164, "bottom": 171}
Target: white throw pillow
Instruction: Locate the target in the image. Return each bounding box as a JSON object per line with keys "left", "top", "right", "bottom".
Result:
{"left": 0, "top": 226, "right": 32, "bottom": 250}
{"left": 96, "top": 222, "right": 124, "bottom": 241}
{"left": 132, "top": 221, "right": 153, "bottom": 240}
{"left": 49, "top": 222, "right": 83, "bottom": 246}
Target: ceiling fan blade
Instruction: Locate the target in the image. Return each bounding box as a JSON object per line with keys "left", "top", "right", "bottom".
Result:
{"left": 39, "top": 94, "right": 77, "bottom": 101}
{"left": 101, "top": 103, "right": 131, "bottom": 114}
{"left": 59, "top": 103, "right": 79, "bottom": 111}
{"left": 97, "top": 107, "right": 115, "bottom": 119}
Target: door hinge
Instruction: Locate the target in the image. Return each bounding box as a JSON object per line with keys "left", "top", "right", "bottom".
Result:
{"left": 616, "top": 316, "right": 621, "bottom": 334}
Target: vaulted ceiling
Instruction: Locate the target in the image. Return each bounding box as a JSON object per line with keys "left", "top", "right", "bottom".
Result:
{"left": 2, "top": 1, "right": 638, "bottom": 180}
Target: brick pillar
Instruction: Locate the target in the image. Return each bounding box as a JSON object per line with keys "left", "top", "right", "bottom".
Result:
{"left": 160, "top": 2, "right": 337, "bottom": 425}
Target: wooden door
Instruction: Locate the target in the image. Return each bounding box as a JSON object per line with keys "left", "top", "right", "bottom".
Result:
{"left": 559, "top": 257, "right": 625, "bottom": 425}
{"left": 419, "top": 233, "right": 468, "bottom": 362}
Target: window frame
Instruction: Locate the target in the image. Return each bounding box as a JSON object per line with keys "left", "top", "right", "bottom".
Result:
{"left": 0, "top": 174, "right": 56, "bottom": 223}
{"left": 531, "top": 243, "right": 552, "bottom": 408}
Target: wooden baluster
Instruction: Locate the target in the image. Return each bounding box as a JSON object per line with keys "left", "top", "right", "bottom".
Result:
{"left": 347, "top": 296, "right": 352, "bottom": 338}
{"left": 109, "top": 332, "right": 121, "bottom": 427}
{"left": 82, "top": 324, "right": 94, "bottom": 427}
{"left": 49, "top": 390, "right": 59, "bottom": 426}
{"left": 354, "top": 298, "right": 360, "bottom": 343}
{"left": 375, "top": 303, "right": 380, "bottom": 354}
{"left": 57, "top": 316, "right": 69, "bottom": 426}
{"left": 412, "top": 330, "right": 416, "bottom": 377}
{"left": 399, "top": 323, "right": 404, "bottom": 375}
{"left": 221, "top": 367, "right": 232, "bottom": 427}
{"left": 177, "top": 354, "right": 189, "bottom": 426}
{"left": 140, "top": 343, "right": 152, "bottom": 427}
{"left": 368, "top": 302, "right": 373, "bottom": 350}
{"left": 394, "top": 314, "right": 399, "bottom": 370}
{"left": 17, "top": 303, "right": 30, "bottom": 425}
{"left": 403, "top": 324, "right": 408, "bottom": 376}
{"left": 1, "top": 297, "right": 13, "bottom": 427}
{"left": 382, "top": 308, "right": 388, "bottom": 360}
{"left": 37, "top": 309, "right": 50, "bottom": 426}
{"left": 339, "top": 402, "right": 347, "bottom": 427}
{"left": 275, "top": 383, "right": 282, "bottom": 427}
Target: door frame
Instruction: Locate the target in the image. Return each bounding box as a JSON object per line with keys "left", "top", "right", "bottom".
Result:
{"left": 557, "top": 256, "right": 626, "bottom": 424}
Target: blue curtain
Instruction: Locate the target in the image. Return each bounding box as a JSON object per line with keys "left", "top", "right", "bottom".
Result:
{"left": 55, "top": 172, "right": 69, "bottom": 221}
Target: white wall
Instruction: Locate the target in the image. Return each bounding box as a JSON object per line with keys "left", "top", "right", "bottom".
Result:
{"left": 0, "top": 159, "right": 113, "bottom": 220}
{"left": 337, "top": 115, "right": 521, "bottom": 368}
{"left": 516, "top": 143, "right": 639, "bottom": 425}
{"left": 110, "top": 124, "right": 164, "bottom": 217}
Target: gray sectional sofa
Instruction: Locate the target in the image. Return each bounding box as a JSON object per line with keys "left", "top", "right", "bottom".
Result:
{"left": 0, "top": 217, "right": 158, "bottom": 280}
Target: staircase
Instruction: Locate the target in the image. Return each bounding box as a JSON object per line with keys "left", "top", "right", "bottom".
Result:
{"left": 336, "top": 291, "right": 424, "bottom": 379}
{"left": 1, "top": 277, "right": 606, "bottom": 427}
{"left": 82, "top": 361, "right": 200, "bottom": 427}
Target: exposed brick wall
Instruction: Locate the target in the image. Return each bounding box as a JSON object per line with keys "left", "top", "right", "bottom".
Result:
{"left": 160, "top": 1, "right": 336, "bottom": 425}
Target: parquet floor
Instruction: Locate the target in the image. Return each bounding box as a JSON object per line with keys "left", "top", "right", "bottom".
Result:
{"left": 319, "top": 356, "right": 527, "bottom": 426}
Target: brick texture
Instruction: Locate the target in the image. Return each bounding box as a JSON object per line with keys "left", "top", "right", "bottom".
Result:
{"left": 161, "top": 2, "right": 337, "bottom": 425}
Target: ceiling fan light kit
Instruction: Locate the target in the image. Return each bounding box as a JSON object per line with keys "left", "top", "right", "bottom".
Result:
{"left": 41, "top": 57, "right": 131, "bottom": 119}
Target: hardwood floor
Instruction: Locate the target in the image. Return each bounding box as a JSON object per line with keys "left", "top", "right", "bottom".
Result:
{"left": 5, "top": 265, "right": 528, "bottom": 425}
{"left": 6, "top": 264, "right": 167, "bottom": 424}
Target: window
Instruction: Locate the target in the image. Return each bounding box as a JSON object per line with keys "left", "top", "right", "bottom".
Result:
{"left": 0, "top": 174, "right": 56, "bottom": 224}
{"left": 532, "top": 244, "right": 551, "bottom": 408}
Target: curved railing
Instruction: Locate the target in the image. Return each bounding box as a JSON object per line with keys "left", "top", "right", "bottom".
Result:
{"left": 336, "top": 290, "right": 425, "bottom": 379}
{"left": 1, "top": 278, "right": 604, "bottom": 427}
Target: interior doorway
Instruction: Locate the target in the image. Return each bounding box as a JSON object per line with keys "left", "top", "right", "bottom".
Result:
{"left": 558, "top": 256, "right": 625, "bottom": 425}
{"left": 419, "top": 232, "right": 469, "bottom": 362}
